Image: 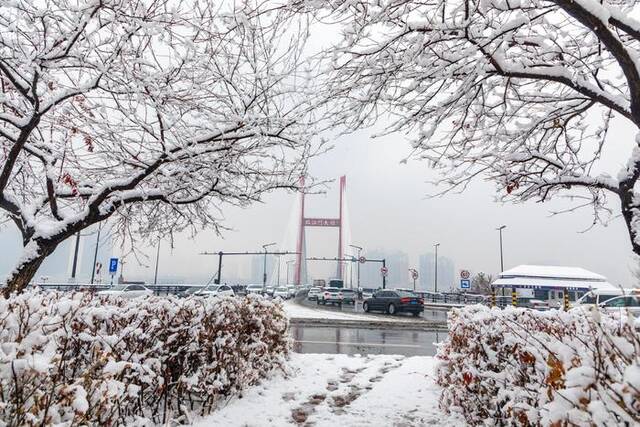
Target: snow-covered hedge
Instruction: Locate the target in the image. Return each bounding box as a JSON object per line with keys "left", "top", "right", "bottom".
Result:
{"left": 0, "top": 291, "right": 290, "bottom": 425}
{"left": 437, "top": 306, "right": 640, "bottom": 426}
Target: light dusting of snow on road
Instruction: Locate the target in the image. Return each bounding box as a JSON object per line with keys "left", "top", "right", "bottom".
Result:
{"left": 193, "top": 353, "right": 462, "bottom": 427}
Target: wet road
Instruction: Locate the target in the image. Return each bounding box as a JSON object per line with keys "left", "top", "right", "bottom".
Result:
{"left": 299, "top": 298, "right": 448, "bottom": 322}
{"left": 290, "top": 324, "right": 447, "bottom": 357}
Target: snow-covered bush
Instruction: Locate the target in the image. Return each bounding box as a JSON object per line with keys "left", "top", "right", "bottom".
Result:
{"left": 437, "top": 306, "right": 640, "bottom": 426}
{"left": 0, "top": 291, "right": 290, "bottom": 425}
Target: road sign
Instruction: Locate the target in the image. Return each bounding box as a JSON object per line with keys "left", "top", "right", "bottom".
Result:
{"left": 410, "top": 269, "right": 419, "bottom": 280}
{"left": 358, "top": 256, "right": 366, "bottom": 264}
{"left": 460, "top": 270, "right": 471, "bottom": 279}
{"left": 460, "top": 279, "right": 470, "bottom": 289}
{"left": 109, "top": 258, "right": 118, "bottom": 273}
{"left": 380, "top": 266, "right": 388, "bottom": 277}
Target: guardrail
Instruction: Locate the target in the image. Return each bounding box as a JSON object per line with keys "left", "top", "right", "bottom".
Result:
{"left": 26, "top": 283, "right": 206, "bottom": 296}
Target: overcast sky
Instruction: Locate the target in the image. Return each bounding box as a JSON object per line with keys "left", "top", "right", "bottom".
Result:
{"left": 0, "top": 112, "right": 635, "bottom": 286}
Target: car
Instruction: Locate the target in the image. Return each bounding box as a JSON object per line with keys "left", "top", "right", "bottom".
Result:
{"left": 599, "top": 295, "right": 640, "bottom": 315}
{"left": 574, "top": 288, "right": 637, "bottom": 308}
{"left": 245, "top": 284, "right": 264, "bottom": 295}
{"left": 363, "top": 290, "right": 424, "bottom": 316}
{"left": 361, "top": 288, "right": 377, "bottom": 300}
{"left": 274, "top": 287, "right": 290, "bottom": 299}
{"left": 180, "top": 286, "right": 205, "bottom": 297}
{"left": 264, "top": 286, "right": 275, "bottom": 297}
{"left": 318, "top": 287, "right": 343, "bottom": 306}
{"left": 307, "top": 287, "right": 322, "bottom": 301}
{"left": 98, "top": 284, "right": 154, "bottom": 298}
{"left": 230, "top": 284, "right": 247, "bottom": 296}
{"left": 195, "top": 284, "right": 234, "bottom": 297}
{"left": 287, "top": 285, "right": 298, "bottom": 298}
{"left": 341, "top": 289, "right": 356, "bottom": 305}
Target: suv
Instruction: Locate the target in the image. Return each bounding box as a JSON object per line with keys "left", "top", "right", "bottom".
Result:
{"left": 318, "top": 287, "right": 343, "bottom": 306}
{"left": 341, "top": 289, "right": 356, "bottom": 305}
{"left": 307, "top": 287, "right": 321, "bottom": 301}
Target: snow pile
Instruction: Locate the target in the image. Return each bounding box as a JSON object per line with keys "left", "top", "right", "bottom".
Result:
{"left": 437, "top": 306, "right": 640, "bottom": 426}
{"left": 0, "top": 291, "right": 290, "bottom": 425}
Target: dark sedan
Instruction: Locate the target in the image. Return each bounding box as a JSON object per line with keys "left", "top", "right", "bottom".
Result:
{"left": 363, "top": 290, "right": 424, "bottom": 316}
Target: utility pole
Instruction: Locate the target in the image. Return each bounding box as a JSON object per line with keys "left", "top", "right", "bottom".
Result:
{"left": 349, "top": 244, "right": 363, "bottom": 289}
{"left": 262, "top": 242, "right": 276, "bottom": 291}
{"left": 153, "top": 237, "right": 161, "bottom": 285}
{"left": 70, "top": 231, "right": 81, "bottom": 282}
{"left": 434, "top": 243, "right": 440, "bottom": 293}
{"left": 497, "top": 225, "right": 506, "bottom": 272}
{"left": 90, "top": 224, "right": 102, "bottom": 284}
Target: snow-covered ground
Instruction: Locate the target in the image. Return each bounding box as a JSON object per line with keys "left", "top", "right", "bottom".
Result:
{"left": 193, "top": 353, "right": 462, "bottom": 426}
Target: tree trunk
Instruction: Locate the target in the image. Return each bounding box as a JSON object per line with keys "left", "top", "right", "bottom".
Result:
{"left": 620, "top": 188, "right": 640, "bottom": 258}
{"left": 3, "top": 241, "right": 57, "bottom": 297}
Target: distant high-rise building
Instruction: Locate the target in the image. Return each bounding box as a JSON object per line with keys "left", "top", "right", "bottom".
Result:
{"left": 419, "top": 253, "right": 455, "bottom": 292}
{"left": 360, "top": 249, "right": 408, "bottom": 289}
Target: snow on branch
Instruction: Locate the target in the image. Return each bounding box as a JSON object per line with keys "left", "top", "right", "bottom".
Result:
{"left": 0, "top": 0, "right": 319, "bottom": 292}
{"left": 305, "top": 0, "right": 640, "bottom": 253}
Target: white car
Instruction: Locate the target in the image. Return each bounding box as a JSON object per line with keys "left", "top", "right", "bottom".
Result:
{"left": 307, "top": 287, "right": 321, "bottom": 301}
{"left": 274, "top": 287, "right": 290, "bottom": 299}
{"left": 196, "top": 284, "right": 234, "bottom": 297}
{"left": 246, "top": 284, "right": 264, "bottom": 295}
{"left": 574, "top": 288, "right": 637, "bottom": 308}
{"left": 599, "top": 295, "right": 640, "bottom": 315}
{"left": 98, "top": 284, "right": 153, "bottom": 298}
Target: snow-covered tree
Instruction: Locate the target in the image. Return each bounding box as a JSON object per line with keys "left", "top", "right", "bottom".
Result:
{"left": 0, "top": 0, "right": 316, "bottom": 295}
{"left": 302, "top": 0, "right": 640, "bottom": 254}
{"left": 471, "top": 272, "right": 494, "bottom": 294}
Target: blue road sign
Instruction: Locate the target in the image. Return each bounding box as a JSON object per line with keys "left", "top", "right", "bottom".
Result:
{"left": 109, "top": 258, "right": 119, "bottom": 273}
{"left": 460, "top": 279, "right": 470, "bottom": 289}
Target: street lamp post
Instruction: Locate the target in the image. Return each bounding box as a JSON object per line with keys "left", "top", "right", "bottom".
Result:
{"left": 276, "top": 255, "right": 281, "bottom": 286}
{"left": 496, "top": 225, "right": 506, "bottom": 272}
{"left": 349, "top": 244, "right": 363, "bottom": 289}
{"left": 153, "top": 237, "right": 161, "bottom": 285}
{"left": 262, "top": 242, "right": 276, "bottom": 291}
{"left": 434, "top": 243, "right": 440, "bottom": 293}
{"left": 286, "top": 260, "right": 295, "bottom": 285}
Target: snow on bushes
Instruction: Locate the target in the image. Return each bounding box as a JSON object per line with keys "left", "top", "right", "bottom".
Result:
{"left": 437, "top": 305, "right": 640, "bottom": 426}
{"left": 0, "top": 290, "right": 291, "bottom": 425}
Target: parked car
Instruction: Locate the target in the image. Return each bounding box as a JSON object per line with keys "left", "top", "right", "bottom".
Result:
{"left": 246, "top": 284, "right": 264, "bottom": 295}
{"left": 363, "top": 290, "right": 424, "bottom": 316}
{"left": 264, "top": 286, "right": 275, "bottom": 297}
{"left": 361, "top": 287, "right": 377, "bottom": 300}
{"left": 274, "top": 287, "right": 290, "bottom": 299}
{"left": 287, "top": 285, "right": 298, "bottom": 298}
{"left": 599, "top": 295, "right": 640, "bottom": 315}
{"left": 195, "top": 284, "right": 234, "bottom": 297}
{"left": 98, "top": 284, "right": 153, "bottom": 299}
{"left": 307, "top": 287, "right": 322, "bottom": 301}
{"left": 574, "top": 288, "right": 636, "bottom": 308}
{"left": 318, "top": 287, "right": 343, "bottom": 306}
{"left": 230, "top": 284, "right": 247, "bottom": 296}
{"left": 341, "top": 289, "right": 357, "bottom": 305}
